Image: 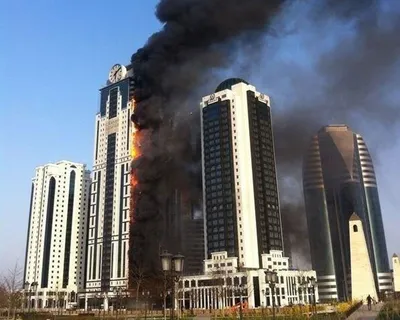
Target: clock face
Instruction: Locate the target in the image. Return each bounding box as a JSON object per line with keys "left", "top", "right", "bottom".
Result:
{"left": 108, "top": 64, "right": 127, "bottom": 83}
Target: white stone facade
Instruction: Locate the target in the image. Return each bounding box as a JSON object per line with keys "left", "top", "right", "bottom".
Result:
{"left": 200, "top": 80, "right": 283, "bottom": 270}
{"left": 24, "top": 161, "right": 90, "bottom": 309}
{"left": 85, "top": 64, "right": 133, "bottom": 303}
{"left": 178, "top": 251, "right": 318, "bottom": 309}
{"left": 393, "top": 254, "right": 400, "bottom": 293}
{"left": 349, "top": 214, "right": 377, "bottom": 302}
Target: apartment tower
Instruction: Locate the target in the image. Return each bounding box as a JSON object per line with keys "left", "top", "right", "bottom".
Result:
{"left": 200, "top": 78, "right": 283, "bottom": 269}
{"left": 24, "top": 161, "right": 90, "bottom": 308}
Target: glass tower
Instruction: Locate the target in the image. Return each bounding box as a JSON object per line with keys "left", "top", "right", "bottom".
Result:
{"left": 303, "top": 125, "right": 390, "bottom": 301}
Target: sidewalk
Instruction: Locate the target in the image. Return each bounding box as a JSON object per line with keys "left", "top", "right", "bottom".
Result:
{"left": 346, "top": 302, "right": 383, "bottom": 320}
{"left": 195, "top": 315, "right": 211, "bottom": 320}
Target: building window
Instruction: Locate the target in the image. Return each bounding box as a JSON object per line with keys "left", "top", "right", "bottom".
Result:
{"left": 62, "top": 170, "right": 76, "bottom": 288}
{"left": 41, "top": 177, "right": 56, "bottom": 288}
{"left": 109, "top": 88, "right": 119, "bottom": 119}
{"left": 353, "top": 225, "right": 358, "bottom": 232}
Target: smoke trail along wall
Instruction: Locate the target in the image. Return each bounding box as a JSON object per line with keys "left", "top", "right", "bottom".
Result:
{"left": 130, "top": 99, "right": 140, "bottom": 226}
{"left": 128, "top": 0, "right": 290, "bottom": 278}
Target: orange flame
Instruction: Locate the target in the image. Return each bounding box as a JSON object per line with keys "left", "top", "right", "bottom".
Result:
{"left": 130, "top": 99, "right": 141, "bottom": 224}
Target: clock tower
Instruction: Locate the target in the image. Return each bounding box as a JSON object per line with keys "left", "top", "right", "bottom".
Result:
{"left": 84, "top": 64, "right": 135, "bottom": 306}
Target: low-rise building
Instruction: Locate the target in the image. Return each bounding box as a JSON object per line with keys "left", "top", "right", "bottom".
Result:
{"left": 178, "top": 250, "right": 318, "bottom": 309}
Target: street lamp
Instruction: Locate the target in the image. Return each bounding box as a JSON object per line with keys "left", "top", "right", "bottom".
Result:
{"left": 265, "top": 270, "right": 278, "bottom": 320}
{"left": 308, "top": 277, "right": 317, "bottom": 315}
{"left": 160, "top": 251, "right": 185, "bottom": 320}
{"left": 24, "top": 281, "right": 38, "bottom": 312}
{"left": 113, "top": 287, "right": 125, "bottom": 319}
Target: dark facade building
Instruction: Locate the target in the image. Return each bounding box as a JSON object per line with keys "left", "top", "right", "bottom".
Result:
{"left": 162, "top": 189, "right": 204, "bottom": 275}
{"left": 303, "top": 124, "right": 391, "bottom": 301}
{"left": 200, "top": 78, "right": 283, "bottom": 269}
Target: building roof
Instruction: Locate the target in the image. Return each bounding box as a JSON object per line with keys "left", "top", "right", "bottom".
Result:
{"left": 319, "top": 124, "right": 350, "bottom": 133}
{"left": 215, "top": 78, "right": 249, "bottom": 92}
{"left": 349, "top": 213, "right": 361, "bottom": 221}
{"left": 393, "top": 253, "right": 398, "bottom": 258}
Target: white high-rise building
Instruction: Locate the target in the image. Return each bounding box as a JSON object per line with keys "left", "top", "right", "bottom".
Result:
{"left": 200, "top": 78, "right": 283, "bottom": 270}
{"left": 85, "top": 63, "right": 134, "bottom": 306}
{"left": 24, "top": 161, "right": 90, "bottom": 309}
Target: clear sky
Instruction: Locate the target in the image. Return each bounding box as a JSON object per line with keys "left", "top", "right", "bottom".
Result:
{"left": 0, "top": 0, "right": 399, "bottom": 275}
{"left": 0, "top": 0, "right": 160, "bottom": 273}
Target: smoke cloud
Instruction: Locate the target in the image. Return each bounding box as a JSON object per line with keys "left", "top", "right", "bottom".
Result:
{"left": 129, "top": 0, "right": 400, "bottom": 273}
{"left": 251, "top": 0, "right": 400, "bottom": 267}
{"left": 130, "top": 0, "right": 288, "bottom": 274}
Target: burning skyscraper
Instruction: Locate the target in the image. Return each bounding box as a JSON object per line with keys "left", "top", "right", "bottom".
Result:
{"left": 85, "top": 63, "right": 135, "bottom": 308}
{"left": 84, "top": 62, "right": 204, "bottom": 308}
{"left": 126, "top": 0, "right": 294, "bottom": 279}
{"left": 85, "top": 0, "right": 394, "bottom": 305}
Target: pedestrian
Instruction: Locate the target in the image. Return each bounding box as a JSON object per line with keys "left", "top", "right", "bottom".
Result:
{"left": 366, "top": 294, "right": 372, "bottom": 311}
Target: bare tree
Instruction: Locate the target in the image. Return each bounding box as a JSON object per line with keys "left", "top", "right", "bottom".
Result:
{"left": 0, "top": 282, "right": 8, "bottom": 308}
{"left": 211, "top": 266, "right": 237, "bottom": 313}
{"left": 129, "top": 262, "right": 148, "bottom": 308}
{"left": 2, "top": 262, "right": 23, "bottom": 319}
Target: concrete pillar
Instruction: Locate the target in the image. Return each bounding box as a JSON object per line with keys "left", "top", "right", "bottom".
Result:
{"left": 84, "top": 295, "right": 88, "bottom": 311}
{"left": 349, "top": 213, "right": 378, "bottom": 303}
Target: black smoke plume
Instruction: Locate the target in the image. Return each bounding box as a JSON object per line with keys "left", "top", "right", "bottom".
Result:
{"left": 129, "top": 0, "right": 288, "bottom": 276}
{"left": 128, "top": 0, "right": 400, "bottom": 275}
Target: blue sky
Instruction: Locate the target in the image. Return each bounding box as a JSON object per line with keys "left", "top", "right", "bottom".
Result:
{"left": 0, "top": 0, "right": 399, "bottom": 274}
{"left": 0, "top": 0, "right": 161, "bottom": 273}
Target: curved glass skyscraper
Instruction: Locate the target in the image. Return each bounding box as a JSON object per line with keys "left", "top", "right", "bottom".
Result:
{"left": 303, "top": 125, "right": 391, "bottom": 301}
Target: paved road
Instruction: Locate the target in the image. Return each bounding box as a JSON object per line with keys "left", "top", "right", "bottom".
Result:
{"left": 346, "top": 303, "right": 383, "bottom": 320}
